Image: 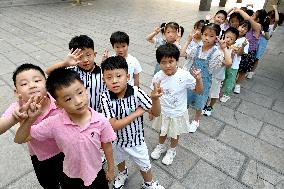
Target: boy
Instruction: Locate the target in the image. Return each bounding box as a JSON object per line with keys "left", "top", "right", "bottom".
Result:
{"left": 46, "top": 35, "right": 105, "bottom": 112}
{"left": 100, "top": 56, "right": 164, "bottom": 189}
{"left": 1, "top": 63, "right": 65, "bottom": 188}
{"left": 109, "top": 31, "right": 142, "bottom": 87}
{"left": 14, "top": 68, "right": 116, "bottom": 188}
{"left": 202, "top": 27, "right": 238, "bottom": 116}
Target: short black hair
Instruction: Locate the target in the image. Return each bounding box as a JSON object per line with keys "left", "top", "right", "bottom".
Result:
{"left": 101, "top": 56, "right": 128, "bottom": 73}
{"left": 160, "top": 22, "right": 185, "bottom": 37}
{"left": 110, "top": 31, "right": 129, "bottom": 46}
{"left": 215, "top": 10, "right": 228, "bottom": 19}
{"left": 239, "top": 20, "right": 252, "bottom": 31}
{"left": 156, "top": 43, "right": 180, "bottom": 63}
{"left": 13, "top": 63, "right": 46, "bottom": 87}
{"left": 69, "top": 35, "right": 94, "bottom": 51}
{"left": 201, "top": 23, "right": 221, "bottom": 36}
{"left": 229, "top": 12, "right": 244, "bottom": 23}
{"left": 194, "top": 20, "right": 206, "bottom": 29}
{"left": 225, "top": 27, "right": 239, "bottom": 39}
{"left": 246, "top": 9, "right": 254, "bottom": 16}
{"left": 46, "top": 68, "right": 83, "bottom": 99}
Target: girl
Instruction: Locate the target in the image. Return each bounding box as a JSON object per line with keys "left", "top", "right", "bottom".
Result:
{"left": 220, "top": 21, "right": 250, "bottom": 102}
{"left": 233, "top": 8, "right": 267, "bottom": 94}
{"left": 248, "top": 5, "right": 279, "bottom": 79}
{"left": 180, "top": 20, "right": 206, "bottom": 59}
{"left": 146, "top": 22, "right": 184, "bottom": 74}
{"left": 150, "top": 44, "right": 202, "bottom": 165}
{"left": 183, "top": 23, "right": 224, "bottom": 132}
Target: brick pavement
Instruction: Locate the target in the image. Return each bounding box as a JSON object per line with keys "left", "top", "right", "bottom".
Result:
{"left": 0, "top": 0, "right": 283, "bottom": 188}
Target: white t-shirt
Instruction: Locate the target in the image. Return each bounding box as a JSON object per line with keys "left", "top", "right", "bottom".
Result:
{"left": 125, "top": 54, "right": 142, "bottom": 86}
{"left": 231, "top": 37, "right": 249, "bottom": 69}
{"left": 213, "top": 48, "right": 232, "bottom": 80}
{"left": 151, "top": 68, "right": 196, "bottom": 118}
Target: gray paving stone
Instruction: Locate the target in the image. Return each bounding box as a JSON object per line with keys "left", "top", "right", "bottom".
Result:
{"left": 250, "top": 82, "right": 280, "bottom": 99}
{"left": 220, "top": 94, "right": 242, "bottom": 110}
{"left": 0, "top": 73, "right": 14, "bottom": 89}
{"left": 258, "top": 123, "right": 284, "bottom": 149}
{"left": 218, "top": 126, "right": 284, "bottom": 174}
{"left": 0, "top": 55, "right": 16, "bottom": 75}
{"left": 238, "top": 88, "right": 274, "bottom": 108}
{"left": 237, "top": 101, "right": 284, "bottom": 130}
{"left": 15, "top": 43, "right": 40, "bottom": 54}
{"left": 29, "top": 50, "right": 60, "bottom": 64}
{"left": 145, "top": 127, "right": 200, "bottom": 180}
{"left": 169, "top": 181, "right": 186, "bottom": 189}
{"left": 3, "top": 50, "right": 34, "bottom": 64}
{"left": 241, "top": 159, "right": 284, "bottom": 189}
{"left": 181, "top": 160, "right": 249, "bottom": 189}
{"left": 6, "top": 171, "right": 41, "bottom": 189}
{"left": 0, "top": 86, "right": 15, "bottom": 113}
{"left": 0, "top": 131, "right": 33, "bottom": 188}
{"left": 272, "top": 100, "right": 284, "bottom": 114}
{"left": 252, "top": 75, "right": 283, "bottom": 90}
{"left": 212, "top": 104, "right": 263, "bottom": 136}
{"left": 179, "top": 130, "right": 245, "bottom": 178}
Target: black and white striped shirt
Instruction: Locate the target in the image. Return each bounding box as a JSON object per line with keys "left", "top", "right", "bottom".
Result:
{"left": 70, "top": 65, "right": 106, "bottom": 112}
{"left": 100, "top": 84, "right": 152, "bottom": 147}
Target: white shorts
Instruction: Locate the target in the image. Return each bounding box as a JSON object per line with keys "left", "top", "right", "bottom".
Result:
{"left": 113, "top": 142, "right": 151, "bottom": 172}
{"left": 210, "top": 78, "right": 222, "bottom": 98}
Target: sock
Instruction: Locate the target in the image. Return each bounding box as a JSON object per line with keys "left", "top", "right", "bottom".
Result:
{"left": 144, "top": 180, "right": 154, "bottom": 186}
{"left": 120, "top": 168, "right": 127, "bottom": 174}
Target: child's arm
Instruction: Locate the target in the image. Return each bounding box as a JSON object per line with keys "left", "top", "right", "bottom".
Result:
{"left": 234, "top": 8, "right": 261, "bottom": 38}
{"left": 272, "top": 5, "right": 279, "bottom": 30}
{"left": 0, "top": 116, "right": 18, "bottom": 135}
{"left": 180, "top": 30, "right": 195, "bottom": 57}
{"left": 146, "top": 26, "right": 161, "bottom": 44}
{"left": 219, "top": 38, "right": 232, "bottom": 67}
{"left": 46, "top": 48, "right": 82, "bottom": 75}
{"left": 149, "top": 82, "right": 163, "bottom": 117}
{"left": 101, "top": 142, "right": 114, "bottom": 182}
{"left": 134, "top": 73, "right": 140, "bottom": 87}
{"left": 190, "top": 67, "right": 203, "bottom": 93}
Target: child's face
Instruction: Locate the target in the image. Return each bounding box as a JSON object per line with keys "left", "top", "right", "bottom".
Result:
{"left": 238, "top": 25, "right": 249, "bottom": 37}
{"left": 224, "top": 31, "right": 237, "bottom": 47}
{"left": 103, "top": 69, "right": 130, "bottom": 98}
{"left": 251, "top": 13, "right": 258, "bottom": 22}
{"left": 229, "top": 17, "right": 240, "bottom": 28}
{"left": 14, "top": 69, "right": 47, "bottom": 102}
{"left": 214, "top": 13, "right": 226, "bottom": 25}
{"left": 164, "top": 27, "right": 178, "bottom": 43}
{"left": 159, "top": 56, "right": 178, "bottom": 76}
{"left": 55, "top": 80, "right": 89, "bottom": 115}
{"left": 113, "top": 43, "right": 128, "bottom": 58}
{"left": 77, "top": 48, "right": 96, "bottom": 71}
{"left": 201, "top": 28, "right": 217, "bottom": 47}
{"left": 194, "top": 26, "right": 203, "bottom": 39}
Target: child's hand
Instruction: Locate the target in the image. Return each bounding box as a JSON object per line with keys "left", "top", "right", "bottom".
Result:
{"left": 64, "top": 48, "right": 82, "bottom": 67}
{"left": 105, "top": 169, "right": 114, "bottom": 182}
{"left": 206, "top": 14, "right": 213, "bottom": 21}
{"left": 26, "top": 96, "right": 46, "bottom": 119}
{"left": 191, "top": 67, "right": 201, "bottom": 80}
{"left": 101, "top": 49, "right": 109, "bottom": 62}
{"left": 154, "top": 26, "right": 162, "bottom": 34}
{"left": 272, "top": 5, "right": 278, "bottom": 10}
{"left": 218, "top": 37, "right": 227, "bottom": 50}
{"left": 13, "top": 95, "right": 33, "bottom": 121}
{"left": 151, "top": 82, "right": 163, "bottom": 100}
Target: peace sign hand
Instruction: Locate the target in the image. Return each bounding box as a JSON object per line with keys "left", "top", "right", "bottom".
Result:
{"left": 151, "top": 82, "right": 163, "bottom": 100}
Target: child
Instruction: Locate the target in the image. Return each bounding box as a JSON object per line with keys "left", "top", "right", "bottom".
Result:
{"left": 150, "top": 44, "right": 203, "bottom": 165}
{"left": 183, "top": 23, "right": 224, "bottom": 132}
{"left": 46, "top": 35, "right": 105, "bottom": 112}
{"left": 224, "top": 12, "right": 244, "bottom": 30}
{"left": 146, "top": 22, "right": 184, "bottom": 74}
{"left": 233, "top": 8, "right": 267, "bottom": 94}
{"left": 180, "top": 20, "right": 206, "bottom": 58}
{"left": 202, "top": 27, "right": 238, "bottom": 116}
{"left": 206, "top": 10, "right": 228, "bottom": 36}
{"left": 249, "top": 5, "right": 279, "bottom": 78}
{"left": 14, "top": 68, "right": 116, "bottom": 188}
{"left": 1, "top": 63, "right": 66, "bottom": 189}
{"left": 220, "top": 21, "right": 250, "bottom": 102}
{"left": 109, "top": 31, "right": 142, "bottom": 87}
{"left": 100, "top": 56, "right": 164, "bottom": 189}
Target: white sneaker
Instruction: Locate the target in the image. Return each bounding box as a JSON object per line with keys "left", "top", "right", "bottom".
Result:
{"left": 162, "top": 148, "right": 176, "bottom": 165}
{"left": 113, "top": 168, "right": 128, "bottom": 189}
{"left": 234, "top": 84, "right": 241, "bottom": 94}
{"left": 189, "top": 120, "right": 199, "bottom": 133}
{"left": 220, "top": 95, "right": 230, "bottom": 102}
{"left": 151, "top": 144, "right": 167, "bottom": 160}
{"left": 141, "top": 181, "right": 165, "bottom": 189}
{"left": 246, "top": 71, "right": 254, "bottom": 79}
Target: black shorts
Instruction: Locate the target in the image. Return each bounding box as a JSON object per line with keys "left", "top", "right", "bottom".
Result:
{"left": 238, "top": 50, "right": 257, "bottom": 73}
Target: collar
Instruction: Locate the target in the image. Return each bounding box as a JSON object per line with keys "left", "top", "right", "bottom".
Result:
{"left": 109, "top": 84, "right": 134, "bottom": 100}
{"left": 61, "top": 107, "right": 100, "bottom": 126}
{"left": 77, "top": 63, "right": 101, "bottom": 74}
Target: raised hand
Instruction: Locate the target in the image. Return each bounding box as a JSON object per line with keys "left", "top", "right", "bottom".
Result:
{"left": 12, "top": 94, "right": 32, "bottom": 121}
{"left": 26, "top": 95, "right": 46, "bottom": 119}
{"left": 272, "top": 5, "right": 278, "bottom": 10}
{"left": 154, "top": 26, "right": 162, "bottom": 34}
{"left": 218, "top": 37, "right": 227, "bottom": 50}
{"left": 64, "top": 48, "right": 82, "bottom": 67}
{"left": 151, "top": 82, "right": 163, "bottom": 100}
{"left": 101, "top": 49, "right": 109, "bottom": 62}
{"left": 191, "top": 67, "right": 201, "bottom": 80}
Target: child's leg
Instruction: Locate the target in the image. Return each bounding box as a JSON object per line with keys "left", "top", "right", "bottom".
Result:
{"left": 117, "top": 160, "right": 126, "bottom": 172}
{"left": 209, "top": 98, "right": 217, "bottom": 107}
{"left": 236, "top": 71, "right": 246, "bottom": 84}
{"left": 194, "top": 110, "right": 202, "bottom": 121}
{"left": 170, "top": 136, "right": 179, "bottom": 148}
{"left": 222, "top": 68, "right": 238, "bottom": 96}
{"left": 89, "top": 168, "right": 109, "bottom": 189}
{"left": 159, "top": 135, "right": 167, "bottom": 144}
{"left": 140, "top": 169, "right": 153, "bottom": 182}
{"left": 252, "top": 59, "right": 259, "bottom": 72}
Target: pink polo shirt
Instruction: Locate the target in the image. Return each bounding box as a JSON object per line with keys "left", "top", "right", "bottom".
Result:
{"left": 1, "top": 94, "right": 61, "bottom": 161}
{"left": 30, "top": 108, "right": 116, "bottom": 186}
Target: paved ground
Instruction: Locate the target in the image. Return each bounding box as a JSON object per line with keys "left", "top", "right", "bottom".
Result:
{"left": 0, "top": 0, "right": 284, "bottom": 188}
